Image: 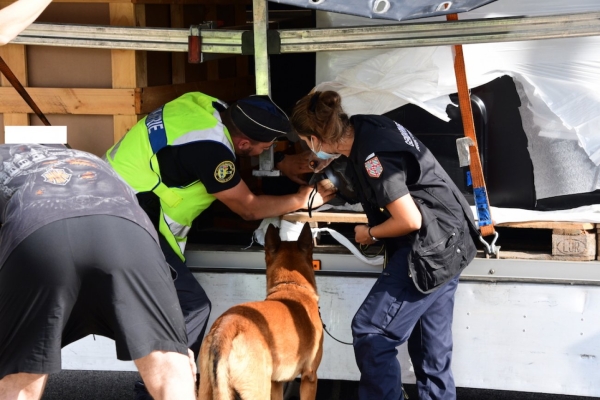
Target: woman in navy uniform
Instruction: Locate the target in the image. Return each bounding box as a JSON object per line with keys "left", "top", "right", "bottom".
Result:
{"left": 290, "top": 90, "right": 477, "bottom": 400}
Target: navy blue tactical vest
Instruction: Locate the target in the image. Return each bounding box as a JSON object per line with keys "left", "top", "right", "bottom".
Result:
{"left": 348, "top": 115, "right": 478, "bottom": 294}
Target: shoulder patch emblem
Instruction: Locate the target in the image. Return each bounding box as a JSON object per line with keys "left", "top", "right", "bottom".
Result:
{"left": 214, "top": 161, "right": 235, "bottom": 183}
{"left": 365, "top": 156, "right": 383, "bottom": 178}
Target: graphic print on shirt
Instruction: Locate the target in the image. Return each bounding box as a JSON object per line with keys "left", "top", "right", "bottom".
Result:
{"left": 42, "top": 168, "right": 72, "bottom": 185}
{"left": 365, "top": 155, "right": 383, "bottom": 178}
{"left": 214, "top": 160, "right": 235, "bottom": 183}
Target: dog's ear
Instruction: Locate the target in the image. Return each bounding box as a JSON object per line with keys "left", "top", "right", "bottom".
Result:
{"left": 297, "top": 223, "right": 314, "bottom": 253}
{"left": 264, "top": 224, "right": 281, "bottom": 253}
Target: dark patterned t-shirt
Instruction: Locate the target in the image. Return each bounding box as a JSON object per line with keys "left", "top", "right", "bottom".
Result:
{"left": 0, "top": 144, "right": 158, "bottom": 268}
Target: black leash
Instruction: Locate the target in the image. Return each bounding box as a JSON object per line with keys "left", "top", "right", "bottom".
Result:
{"left": 318, "top": 307, "right": 410, "bottom": 399}
{"left": 318, "top": 307, "right": 354, "bottom": 346}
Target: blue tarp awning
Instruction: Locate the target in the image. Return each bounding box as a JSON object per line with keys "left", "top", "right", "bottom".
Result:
{"left": 269, "top": 0, "right": 497, "bottom": 21}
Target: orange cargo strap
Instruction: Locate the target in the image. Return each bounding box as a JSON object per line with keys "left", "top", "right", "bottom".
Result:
{"left": 447, "top": 13, "right": 498, "bottom": 254}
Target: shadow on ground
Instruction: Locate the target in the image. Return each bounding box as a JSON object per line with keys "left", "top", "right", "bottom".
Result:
{"left": 41, "top": 370, "right": 598, "bottom": 400}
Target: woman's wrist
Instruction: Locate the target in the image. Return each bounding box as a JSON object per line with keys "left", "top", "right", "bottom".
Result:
{"left": 368, "top": 225, "right": 379, "bottom": 242}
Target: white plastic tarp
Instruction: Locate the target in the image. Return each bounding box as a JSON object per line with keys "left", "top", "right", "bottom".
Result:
{"left": 314, "top": 0, "right": 600, "bottom": 200}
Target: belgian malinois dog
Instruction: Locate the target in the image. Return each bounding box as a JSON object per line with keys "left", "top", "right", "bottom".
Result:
{"left": 198, "top": 223, "right": 323, "bottom": 400}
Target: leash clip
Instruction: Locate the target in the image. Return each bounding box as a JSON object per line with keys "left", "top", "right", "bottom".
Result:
{"left": 479, "top": 231, "right": 499, "bottom": 257}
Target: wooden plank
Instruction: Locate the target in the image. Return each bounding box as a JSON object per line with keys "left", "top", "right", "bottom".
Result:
{"left": 496, "top": 221, "right": 596, "bottom": 230}
{"left": 1, "top": 0, "right": 251, "bottom": 4}
{"left": 138, "top": 76, "right": 255, "bottom": 113}
{"left": 110, "top": 3, "right": 146, "bottom": 142}
{"left": 551, "top": 229, "right": 596, "bottom": 260}
{"left": 282, "top": 212, "right": 368, "bottom": 224}
{"left": 113, "top": 114, "right": 139, "bottom": 142}
{"left": 170, "top": 4, "right": 186, "bottom": 85}
{"left": 0, "top": 87, "right": 136, "bottom": 114}
{"left": 110, "top": 3, "right": 147, "bottom": 89}
{"left": 0, "top": 44, "right": 26, "bottom": 84}
{"left": 1, "top": 44, "right": 29, "bottom": 130}
{"left": 3, "top": 114, "right": 29, "bottom": 126}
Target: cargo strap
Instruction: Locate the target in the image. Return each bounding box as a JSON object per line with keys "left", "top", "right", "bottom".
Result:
{"left": 0, "top": 55, "right": 51, "bottom": 126}
{"left": 447, "top": 13, "right": 498, "bottom": 256}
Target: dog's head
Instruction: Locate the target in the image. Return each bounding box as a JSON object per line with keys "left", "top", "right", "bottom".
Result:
{"left": 264, "top": 223, "right": 316, "bottom": 291}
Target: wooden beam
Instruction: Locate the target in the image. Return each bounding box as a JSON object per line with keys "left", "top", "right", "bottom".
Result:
{"left": 113, "top": 114, "right": 140, "bottom": 142}
{"left": 138, "top": 76, "right": 255, "bottom": 114}
{"left": 2, "top": 0, "right": 251, "bottom": 4}
{"left": 3, "top": 114, "right": 28, "bottom": 126}
{"left": 496, "top": 221, "right": 596, "bottom": 230}
{"left": 282, "top": 212, "right": 369, "bottom": 224}
{"left": 110, "top": 3, "right": 147, "bottom": 143}
{"left": 0, "top": 87, "right": 136, "bottom": 114}
{"left": 1, "top": 44, "right": 29, "bottom": 128}
{"left": 170, "top": 4, "right": 186, "bottom": 85}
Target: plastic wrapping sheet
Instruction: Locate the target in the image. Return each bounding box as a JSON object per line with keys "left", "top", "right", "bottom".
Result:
{"left": 315, "top": 0, "right": 600, "bottom": 199}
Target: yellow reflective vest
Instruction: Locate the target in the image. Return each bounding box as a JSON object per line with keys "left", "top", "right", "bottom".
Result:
{"left": 105, "top": 92, "right": 234, "bottom": 261}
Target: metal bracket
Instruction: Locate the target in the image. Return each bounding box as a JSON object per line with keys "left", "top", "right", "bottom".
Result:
{"left": 253, "top": 147, "right": 282, "bottom": 177}
{"left": 241, "top": 30, "right": 281, "bottom": 55}
{"left": 188, "top": 22, "right": 217, "bottom": 63}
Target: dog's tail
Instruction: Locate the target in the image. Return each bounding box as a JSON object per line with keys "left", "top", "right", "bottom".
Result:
{"left": 199, "top": 317, "right": 241, "bottom": 400}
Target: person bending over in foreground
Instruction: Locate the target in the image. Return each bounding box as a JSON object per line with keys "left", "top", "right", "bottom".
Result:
{"left": 291, "top": 90, "right": 477, "bottom": 400}
{"left": 0, "top": 144, "right": 196, "bottom": 400}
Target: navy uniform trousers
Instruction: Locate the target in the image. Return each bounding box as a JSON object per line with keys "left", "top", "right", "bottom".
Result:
{"left": 159, "top": 235, "right": 211, "bottom": 358}
{"left": 352, "top": 246, "right": 460, "bottom": 400}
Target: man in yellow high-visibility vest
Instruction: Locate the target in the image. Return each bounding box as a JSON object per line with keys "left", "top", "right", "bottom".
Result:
{"left": 106, "top": 92, "right": 334, "bottom": 398}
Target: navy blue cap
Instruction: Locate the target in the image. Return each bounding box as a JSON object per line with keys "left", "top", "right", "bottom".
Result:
{"left": 231, "top": 95, "right": 290, "bottom": 142}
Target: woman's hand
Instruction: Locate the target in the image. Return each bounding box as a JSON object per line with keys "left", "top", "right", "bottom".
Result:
{"left": 355, "top": 224, "right": 378, "bottom": 245}
{"left": 297, "top": 179, "right": 337, "bottom": 210}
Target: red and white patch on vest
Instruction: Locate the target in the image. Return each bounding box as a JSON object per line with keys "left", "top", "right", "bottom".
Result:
{"left": 365, "top": 156, "right": 383, "bottom": 178}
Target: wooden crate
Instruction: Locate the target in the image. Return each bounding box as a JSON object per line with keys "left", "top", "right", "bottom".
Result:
{"left": 0, "top": 0, "right": 255, "bottom": 154}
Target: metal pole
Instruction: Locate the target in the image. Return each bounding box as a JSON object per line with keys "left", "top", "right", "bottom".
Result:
{"left": 252, "top": 0, "right": 280, "bottom": 176}
{"left": 252, "top": 0, "right": 270, "bottom": 96}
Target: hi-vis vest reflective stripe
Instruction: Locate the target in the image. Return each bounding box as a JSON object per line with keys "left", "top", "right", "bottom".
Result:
{"left": 105, "top": 92, "right": 234, "bottom": 261}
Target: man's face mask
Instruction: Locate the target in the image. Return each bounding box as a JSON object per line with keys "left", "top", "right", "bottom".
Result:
{"left": 310, "top": 136, "right": 341, "bottom": 160}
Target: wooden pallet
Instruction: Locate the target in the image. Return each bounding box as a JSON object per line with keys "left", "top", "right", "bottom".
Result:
{"left": 282, "top": 212, "right": 599, "bottom": 261}
{"left": 496, "top": 221, "right": 597, "bottom": 261}
{"left": 0, "top": 0, "right": 255, "bottom": 152}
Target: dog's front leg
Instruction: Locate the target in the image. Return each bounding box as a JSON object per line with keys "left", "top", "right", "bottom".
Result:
{"left": 270, "top": 381, "right": 284, "bottom": 400}
{"left": 299, "top": 372, "right": 318, "bottom": 400}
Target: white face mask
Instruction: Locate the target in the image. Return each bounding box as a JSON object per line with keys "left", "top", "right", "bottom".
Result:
{"left": 310, "top": 136, "right": 341, "bottom": 160}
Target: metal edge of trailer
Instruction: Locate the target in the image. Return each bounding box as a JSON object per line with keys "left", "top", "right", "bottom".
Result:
{"left": 61, "top": 249, "right": 600, "bottom": 396}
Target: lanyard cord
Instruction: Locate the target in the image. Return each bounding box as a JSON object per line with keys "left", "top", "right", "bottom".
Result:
{"left": 307, "top": 181, "right": 318, "bottom": 218}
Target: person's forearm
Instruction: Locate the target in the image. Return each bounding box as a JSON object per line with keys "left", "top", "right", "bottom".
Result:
{"left": 236, "top": 193, "right": 304, "bottom": 221}
{"left": 0, "top": 0, "right": 53, "bottom": 45}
